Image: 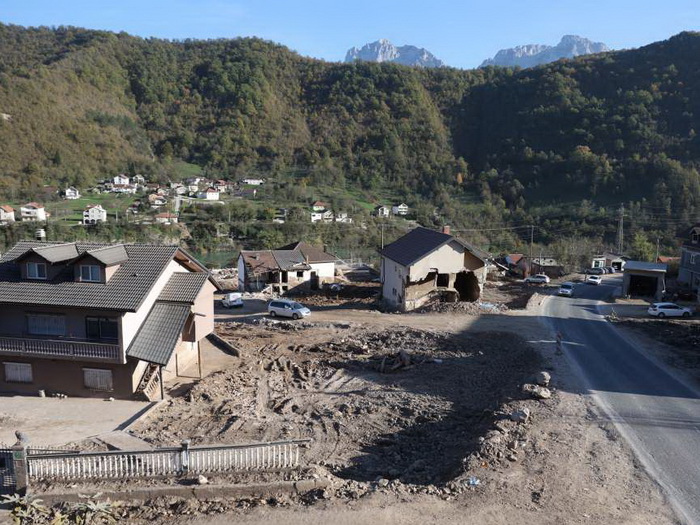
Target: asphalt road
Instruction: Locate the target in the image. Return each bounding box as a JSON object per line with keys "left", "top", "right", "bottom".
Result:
{"left": 544, "top": 275, "right": 700, "bottom": 524}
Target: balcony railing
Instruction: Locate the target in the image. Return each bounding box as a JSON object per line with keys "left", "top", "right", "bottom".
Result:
{"left": 0, "top": 336, "right": 121, "bottom": 362}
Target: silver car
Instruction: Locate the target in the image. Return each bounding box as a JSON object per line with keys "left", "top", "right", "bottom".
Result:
{"left": 267, "top": 299, "right": 311, "bottom": 320}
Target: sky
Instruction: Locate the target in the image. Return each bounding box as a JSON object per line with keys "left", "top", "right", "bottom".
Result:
{"left": 2, "top": 0, "right": 699, "bottom": 68}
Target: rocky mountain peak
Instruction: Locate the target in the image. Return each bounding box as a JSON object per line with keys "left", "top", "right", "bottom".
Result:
{"left": 345, "top": 39, "right": 444, "bottom": 68}
{"left": 480, "top": 35, "right": 609, "bottom": 69}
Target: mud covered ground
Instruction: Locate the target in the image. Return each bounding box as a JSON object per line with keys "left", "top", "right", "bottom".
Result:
{"left": 134, "top": 325, "right": 541, "bottom": 487}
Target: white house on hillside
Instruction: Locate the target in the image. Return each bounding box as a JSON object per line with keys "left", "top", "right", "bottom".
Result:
{"left": 83, "top": 204, "right": 107, "bottom": 225}
{"left": 373, "top": 205, "right": 391, "bottom": 218}
{"left": 0, "top": 205, "right": 15, "bottom": 225}
{"left": 64, "top": 187, "right": 81, "bottom": 200}
{"left": 113, "top": 174, "right": 130, "bottom": 186}
{"left": 198, "top": 187, "right": 220, "bottom": 200}
{"left": 241, "top": 178, "right": 265, "bottom": 186}
{"left": 20, "top": 203, "right": 47, "bottom": 222}
{"left": 392, "top": 203, "right": 409, "bottom": 216}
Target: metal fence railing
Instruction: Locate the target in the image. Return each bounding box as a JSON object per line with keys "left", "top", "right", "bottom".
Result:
{"left": 26, "top": 439, "right": 310, "bottom": 481}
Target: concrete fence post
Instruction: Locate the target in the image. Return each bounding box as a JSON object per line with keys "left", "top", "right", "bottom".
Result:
{"left": 11, "top": 431, "right": 29, "bottom": 495}
{"left": 180, "top": 439, "right": 191, "bottom": 475}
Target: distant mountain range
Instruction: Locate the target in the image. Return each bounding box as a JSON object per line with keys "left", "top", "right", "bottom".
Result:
{"left": 344, "top": 39, "right": 445, "bottom": 68}
{"left": 480, "top": 35, "right": 610, "bottom": 68}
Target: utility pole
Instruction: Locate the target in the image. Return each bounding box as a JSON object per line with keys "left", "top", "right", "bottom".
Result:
{"left": 380, "top": 223, "right": 385, "bottom": 250}
{"left": 616, "top": 204, "right": 624, "bottom": 254}
{"left": 655, "top": 237, "right": 660, "bottom": 262}
{"left": 529, "top": 225, "right": 534, "bottom": 276}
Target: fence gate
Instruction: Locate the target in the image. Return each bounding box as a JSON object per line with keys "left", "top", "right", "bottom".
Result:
{"left": 0, "top": 448, "right": 16, "bottom": 494}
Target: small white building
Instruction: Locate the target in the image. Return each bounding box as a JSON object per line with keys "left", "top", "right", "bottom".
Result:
{"left": 241, "top": 178, "right": 265, "bottom": 186}
{"left": 312, "top": 201, "right": 328, "bottom": 213}
{"left": 392, "top": 203, "right": 409, "bottom": 216}
{"left": 83, "top": 204, "right": 107, "bottom": 225}
{"left": 155, "top": 212, "right": 179, "bottom": 224}
{"left": 198, "top": 187, "right": 220, "bottom": 201}
{"left": 0, "top": 205, "right": 15, "bottom": 224}
{"left": 374, "top": 205, "right": 391, "bottom": 218}
{"left": 64, "top": 187, "right": 81, "bottom": 200}
{"left": 334, "top": 212, "right": 353, "bottom": 224}
{"left": 20, "top": 203, "right": 47, "bottom": 222}
{"left": 113, "top": 174, "right": 130, "bottom": 186}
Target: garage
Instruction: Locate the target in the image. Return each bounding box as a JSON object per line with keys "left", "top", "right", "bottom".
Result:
{"left": 621, "top": 261, "right": 667, "bottom": 301}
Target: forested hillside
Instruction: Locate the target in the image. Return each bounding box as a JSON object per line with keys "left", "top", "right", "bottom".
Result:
{"left": 0, "top": 23, "right": 699, "bottom": 253}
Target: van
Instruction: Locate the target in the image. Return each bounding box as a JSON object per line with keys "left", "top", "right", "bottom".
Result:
{"left": 267, "top": 299, "right": 311, "bottom": 320}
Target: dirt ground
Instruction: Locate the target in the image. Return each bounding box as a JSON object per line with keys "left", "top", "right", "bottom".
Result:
{"left": 111, "top": 292, "right": 677, "bottom": 525}
{"left": 614, "top": 318, "right": 700, "bottom": 381}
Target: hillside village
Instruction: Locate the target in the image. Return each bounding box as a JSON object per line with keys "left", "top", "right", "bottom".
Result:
{"left": 2, "top": 19, "right": 700, "bottom": 525}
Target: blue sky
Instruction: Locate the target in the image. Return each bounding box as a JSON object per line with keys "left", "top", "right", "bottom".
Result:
{"left": 2, "top": 0, "right": 699, "bottom": 68}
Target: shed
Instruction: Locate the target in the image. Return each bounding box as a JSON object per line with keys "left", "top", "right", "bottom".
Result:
{"left": 622, "top": 261, "right": 667, "bottom": 300}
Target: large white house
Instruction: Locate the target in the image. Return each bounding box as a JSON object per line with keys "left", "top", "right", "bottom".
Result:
{"left": 113, "top": 174, "right": 130, "bottom": 186}
{"left": 20, "top": 203, "right": 47, "bottom": 222}
{"left": 83, "top": 204, "right": 107, "bottom": 225}
{"left": 380, "top": 226, "right": 488, "bottom": 311}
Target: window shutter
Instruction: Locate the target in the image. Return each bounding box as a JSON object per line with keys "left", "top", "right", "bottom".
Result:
{"left": 83, "top": 368, "right": 113, "bottom": 391}
{"left": 3, "top": 363, "right": 32, "bottom": 383}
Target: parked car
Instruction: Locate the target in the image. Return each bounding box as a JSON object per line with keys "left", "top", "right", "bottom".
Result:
{"left": 647, "top": 302, "right": 693, "bottom": 318}
{"left": 268, "top": 299, "right": 311, "bottom": 320}
{"left": 524, "top": 274, "right": 550, "bottom": 284}
{"left": 585, "top": 267, "right": 605, "bottom": 275}
{"left": 586, "top": 275, "right": 602, "bottom": 285}
{"left": 221, "top": 292, "right": 243, "bottom": 308}
{"left": 605, "top": 266, "right": 616, "bottom": 274}
{"left": 324, "top": 282, "right": 344, "bottom": 292}
{"left": 558, "top": 282, "right": 575, "bottom": 297}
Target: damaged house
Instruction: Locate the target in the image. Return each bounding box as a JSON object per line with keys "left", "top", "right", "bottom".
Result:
{"left": 238, "top": 242, "right": 338, "bottom": 293}
{"left": 380, "top": 226, "right": 488, "bottom": 311}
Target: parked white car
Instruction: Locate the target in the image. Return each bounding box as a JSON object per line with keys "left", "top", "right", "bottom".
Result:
{"left": 558, "top": 282, "right": 575, "bottom": 297}
{"left": 221, "top": 292, "right": 243, "bottom": 308}
{"left": 525, "top": 274, "right": 550, "bottom": 284}
{"left": 586, "top": 275, "right": 602, "bottom": 285}
{"left": 268, "top": 299, "right": 311, "bottom": 320}
{"left": 647, "top": 302, "right": 692, "bottom": 318}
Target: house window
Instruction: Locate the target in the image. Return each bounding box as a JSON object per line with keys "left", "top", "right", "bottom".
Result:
{"left": 693, "top": 232, "right": 699, "bottom": 243}
{"left": 692, "top": 254, "right": 697, "bottom": 265}
{"left": 80, "top": 265, "right": 101, "bottom": 282}
{"left": 27, "top": 262, "right": 47, "bottom": 280}
{"left": 3, "top": 362, "right": 32, "bottom": 383}
{"left": 83, "top": 368, "right": 113, "bottom": 391}
{"left": 296, "top": 271, "right": 304, "bottom": 278}
{"left": 27, "top": 314, "right": 65, "bottom": 336}
{"left": 86, "top": 317, "right": 119, "bottom": 341}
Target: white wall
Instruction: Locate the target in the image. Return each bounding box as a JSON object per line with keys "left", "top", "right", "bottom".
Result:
{"left": 407, "top": 241, "right": 466, "bottom": 281}
{"left": 310, "top": 262, "right": 335, "bottom": 279}
{"left": 237, "top": 255, "right": 246, "bottom": 291}
{"left": 120, "top": 260, "right": 189, "bottom": 350}
{"left": 381, "top": 257, "right": 407, "bottom": 307}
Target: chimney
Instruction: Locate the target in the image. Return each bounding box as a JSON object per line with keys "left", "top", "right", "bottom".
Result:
{"left": 442, "top": 225, "right": 450, "bottom": 235}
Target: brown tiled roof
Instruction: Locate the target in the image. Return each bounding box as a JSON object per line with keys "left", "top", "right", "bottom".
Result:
{"left": 82, "top": 245, "right": 129, "bottom": 266}
{"left": 277, "top": 241, "right": 338, "bottom": 263}
{"left": 0, "top": 241, "right": 189, "bottom": 311}
{"left": 19, "top": 243, "right": 80, "bottom": 264}
{"left": 0, "top": 205, "right": 13, "bottom": 213}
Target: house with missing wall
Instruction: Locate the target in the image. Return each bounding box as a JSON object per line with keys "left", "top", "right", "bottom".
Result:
{"left": 238, "top": 242, "right": 338, "bottom": 293}
{"left": 380, "top": 226, "right": 488, "bottom": 311}
{"left": 0, "top": 241, "right": 219, "bottom": 399}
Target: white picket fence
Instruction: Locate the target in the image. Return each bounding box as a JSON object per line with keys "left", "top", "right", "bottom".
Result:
{"left": 27, "top": 440, "right": 309, "bottom": 481}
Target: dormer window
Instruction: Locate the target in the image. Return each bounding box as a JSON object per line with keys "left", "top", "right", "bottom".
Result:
{"left": 693, "top": 231, "right": 699, "bottom": 244}
{"left": 80, "top": 264, "right": 101, "bottom": 282}
{"left": 27, "top": 262, "right": 47, "bottom": 280}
